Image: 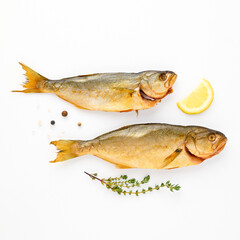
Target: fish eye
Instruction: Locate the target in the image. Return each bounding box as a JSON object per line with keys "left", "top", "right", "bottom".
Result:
{"left": 208, "top": 133, "right": 216, "bottom": 142}
{"left": 159, "top": 73, "right": 167, "bottom": 81}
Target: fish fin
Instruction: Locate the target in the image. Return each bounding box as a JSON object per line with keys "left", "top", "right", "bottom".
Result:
{"left": 50, "top": 140, "right": 86, "bottom": 163}
{"left": 113, "top": 87, "right": 136, "bottom": 98}
{"left": 76, "top": 73, "right": 99, "bottom": 78}
{"left": 115, "top": 164, "right": 133, "bottom": 169}
{"left": 115, "top": 125, "right": 134, "bottom": 132}
{"left": 12, "top": 63, "right": 48, "bottom": 93}
{"left": 166, "top": 167, "right": 179, "bottom": 170}
{"left": 161, "top": 148, "right": 183, "bottom": 168}
{"left": 120, "top": 109, "right": 133, "bottom": 113}
{"left": 56, "top": 95, "right": 90, "bottom": 110}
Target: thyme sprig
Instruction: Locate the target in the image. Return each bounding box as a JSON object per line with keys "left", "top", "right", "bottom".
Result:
{"left": 84, "top": 172, "right": 181, "bottom": 196}
{"left": 102, "top": 174, "right": 150, "bottom": 188}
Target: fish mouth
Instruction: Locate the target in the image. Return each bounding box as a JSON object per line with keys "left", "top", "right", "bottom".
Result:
{"left": 164, "top": 73, "right": 177, "bottom": 88}
{"left": 215, "top": 137, "right": 227, "bottom": 154}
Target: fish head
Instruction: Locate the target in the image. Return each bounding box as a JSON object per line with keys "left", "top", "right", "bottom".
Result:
{"left": 185, "top": 127, "right": 227, "bottom": 160}
{"left": 140, "top": 71, "right": 177, "bottom": 101}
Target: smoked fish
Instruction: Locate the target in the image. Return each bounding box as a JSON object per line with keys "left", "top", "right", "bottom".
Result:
{"left": 13, "top": 63, "right": 177, "bottom": 112}
{"left": 50, "top": 123, "right": 227, "bottom": 169}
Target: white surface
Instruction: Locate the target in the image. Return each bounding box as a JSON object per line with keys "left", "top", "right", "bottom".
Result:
{"left": 1, "top": 0, "right": 239, "bottom": 239}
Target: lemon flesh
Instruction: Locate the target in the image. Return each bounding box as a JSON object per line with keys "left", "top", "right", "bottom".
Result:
{"left": 177, "top": 79, "right": 214, "bottom": 114}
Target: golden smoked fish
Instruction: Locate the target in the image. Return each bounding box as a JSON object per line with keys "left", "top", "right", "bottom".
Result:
{"left": 50, "top": 123, "right": 227, "bottom": 169}
{"left": 13, "top": 63, "right": 177, "bottom": 112}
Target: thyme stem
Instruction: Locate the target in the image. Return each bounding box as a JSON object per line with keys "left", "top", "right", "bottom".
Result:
{"left": 84, "top": 171, "right": 105, "bottom": 184}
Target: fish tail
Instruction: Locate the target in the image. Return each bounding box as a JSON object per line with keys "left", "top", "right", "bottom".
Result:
{"left": 50, "top": 140, "right": 88, "bottom": 163}
{"left": 12, "top": 63, "right": 48, "bottom": 93}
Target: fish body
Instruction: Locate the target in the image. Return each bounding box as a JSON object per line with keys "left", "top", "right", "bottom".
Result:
{"left": 51, "top": 123, "right": 227, "bottom": 169}
{"left": 13, "top": 63, "right": 177, "bottom": 112}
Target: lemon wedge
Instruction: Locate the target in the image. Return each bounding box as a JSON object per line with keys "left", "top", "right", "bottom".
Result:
{"left": 177, "top": 79, "right": 214, "bottom": 114}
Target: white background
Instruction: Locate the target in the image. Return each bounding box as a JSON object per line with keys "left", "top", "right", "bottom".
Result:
{"left": 1, "top": 0, "right": 239, "bottom": 239}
